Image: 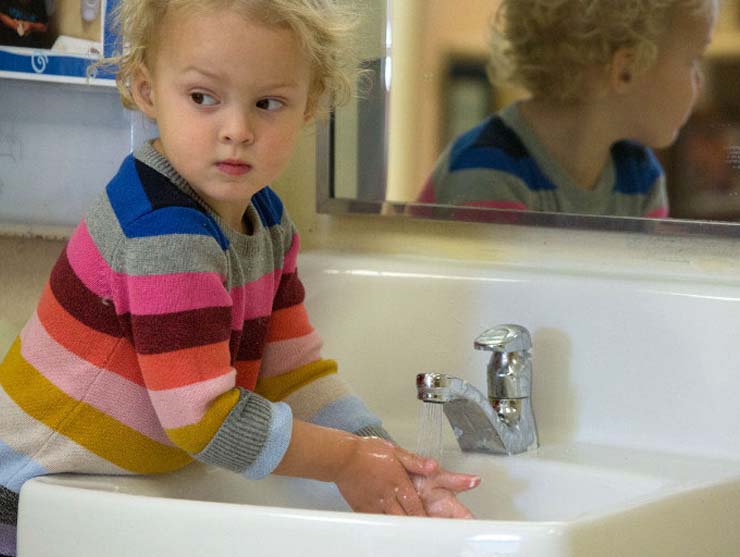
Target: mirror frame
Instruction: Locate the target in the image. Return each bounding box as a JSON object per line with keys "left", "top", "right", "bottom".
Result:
{"left": 317, "top": 114, "right": 740, "bottom": 239}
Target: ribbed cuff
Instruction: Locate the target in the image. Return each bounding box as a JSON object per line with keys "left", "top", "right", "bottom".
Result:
{"left": 354, "top": 424, "right": 393, "bottom": 442}
{"left": 241, "top": 401, "right": 293, "bottom": 479}
{"left": 195, "top": 388, "right": 292, "bottom": 478}
{"left": 0, "top": 487, "right": 18, "bottom": 526}
{"left": 0, "top": 521, "right": 16, "bottom": 556}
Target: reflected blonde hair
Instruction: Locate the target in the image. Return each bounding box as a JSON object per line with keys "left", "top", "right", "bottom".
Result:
{"left": 96, "top": 0, "right": 359, "bottom": 114}
{"left": 488, "top": 0, "right": 717, "bottom": 102}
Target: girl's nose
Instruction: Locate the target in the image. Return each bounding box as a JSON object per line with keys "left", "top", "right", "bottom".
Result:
{"left": 221, "top": 110, "right": 255, "bottom": 144}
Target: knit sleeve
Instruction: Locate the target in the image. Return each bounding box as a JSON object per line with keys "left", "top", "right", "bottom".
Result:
{"left": 113, "top": 208, "right": 292, "bottom": 478}
{"left": 253, "top": 233, "right": 391, "bottom": 441}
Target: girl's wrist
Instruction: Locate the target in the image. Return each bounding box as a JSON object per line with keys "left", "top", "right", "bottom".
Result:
{"left": 273, "top": 420, "right": 361, "bottom": 483}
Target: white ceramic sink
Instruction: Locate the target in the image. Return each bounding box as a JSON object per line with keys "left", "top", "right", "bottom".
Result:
{"left": 15, "top": 250, "right": 740, "bottom": 556}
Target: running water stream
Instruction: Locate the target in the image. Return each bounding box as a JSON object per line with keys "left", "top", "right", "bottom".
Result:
{"left": 415, "top": 402, "right": 445, "bottom": 461}
{"left": 414, "top": 403, "right": 446, "bottom": 495}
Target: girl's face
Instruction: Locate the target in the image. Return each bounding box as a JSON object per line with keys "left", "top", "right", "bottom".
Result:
{"left": 133, "top": 9, "right": 313, "bottom": 230}
{"left": 621, "top": 5, "right": 716, "bottom": 148}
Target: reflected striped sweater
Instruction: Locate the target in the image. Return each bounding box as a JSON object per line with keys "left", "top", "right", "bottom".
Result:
{"left": 415, "top": 102, "right": 669, "bottom": 219}
{"left": 0, "top": 142, "right": 385, "bottom": 556}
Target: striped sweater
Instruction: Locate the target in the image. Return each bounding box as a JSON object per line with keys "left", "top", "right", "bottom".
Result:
{"left": 415, "top": 102, "right": 669, "bottom": 219}
{"left": 0, "top": 142, "right": 385, "bottom": 556}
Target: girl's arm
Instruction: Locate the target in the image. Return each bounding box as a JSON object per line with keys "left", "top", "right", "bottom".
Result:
{"left": 255, "top": 226, "right": 480, "bottom": 517}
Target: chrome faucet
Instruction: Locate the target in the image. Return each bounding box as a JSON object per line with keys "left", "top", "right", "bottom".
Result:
{"left": 416, "top": 324, "right": 538, "bottom": 455}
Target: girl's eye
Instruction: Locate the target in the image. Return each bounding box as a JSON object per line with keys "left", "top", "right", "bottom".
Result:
{"left": 256, "top": 98, "right": 284, "bottom": 111}
{"left": 190, "top": 92, "right": 218, "bottom": 106}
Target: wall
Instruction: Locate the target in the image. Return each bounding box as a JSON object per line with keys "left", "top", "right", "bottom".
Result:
{"left": 0, "top": 235, "right": 63, "bottom": 356}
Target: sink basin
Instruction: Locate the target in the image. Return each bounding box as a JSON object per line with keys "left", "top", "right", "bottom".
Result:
{"left": 18, "top": 438, "right": 740, "bottom": 556}
{"left": 15, "top": 250, "right": 740, "bottom": 556}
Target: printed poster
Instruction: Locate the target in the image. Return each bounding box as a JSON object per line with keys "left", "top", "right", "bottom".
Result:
{"left": 0, "top": 0, "right": 117, "bottom": 85}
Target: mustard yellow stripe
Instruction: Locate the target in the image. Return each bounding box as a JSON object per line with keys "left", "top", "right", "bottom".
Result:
{"left": 255, "top": 359, "right": 338, "bottom": 402}
{"left": 1, "top": 338, "right": 192, "bottom": 474}
{"left": 165, "top": 388, "right": 240, "bottom": 453}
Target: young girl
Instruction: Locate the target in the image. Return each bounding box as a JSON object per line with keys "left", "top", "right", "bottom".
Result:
{"left": 417, "top": 0, "right": 717, "bottom": 218}
{"left": 0, "top": 1, "right": 479, "bottom": 554}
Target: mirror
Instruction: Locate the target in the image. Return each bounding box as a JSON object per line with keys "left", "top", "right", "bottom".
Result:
{"left": 318, "top": 0, "right": 740, "bottom": 237}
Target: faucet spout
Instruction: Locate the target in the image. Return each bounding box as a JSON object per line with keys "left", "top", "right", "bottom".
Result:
{"left": 416, "top": 372, "right": 536, "bottom": 455}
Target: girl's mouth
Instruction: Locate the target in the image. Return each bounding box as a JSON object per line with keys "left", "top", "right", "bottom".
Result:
{"left": 217, "top": 160, "right": 252, "bottom": 176}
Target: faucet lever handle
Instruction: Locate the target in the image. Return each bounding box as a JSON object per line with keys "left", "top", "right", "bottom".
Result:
{"left": 474, "top": 324, "right": 531, "bottom": 353}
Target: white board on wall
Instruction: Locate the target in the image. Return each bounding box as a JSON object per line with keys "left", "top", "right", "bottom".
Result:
{"left": 0, "top": 78, "right": 157, "bottom": 237}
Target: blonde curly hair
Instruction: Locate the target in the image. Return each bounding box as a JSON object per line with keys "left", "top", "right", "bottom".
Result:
{"left": 488, "top": 0, "right": 718, "bottom": 102}
{"left": 96, "top": 0, "right": 359, "bottom": 114}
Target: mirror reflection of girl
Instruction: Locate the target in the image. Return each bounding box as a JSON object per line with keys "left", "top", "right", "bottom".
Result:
{"left": 0, "top": 2, "right": 481, "bottom": 555}
{"left": 0, "top": 0, "right": 48, "bottom": 48}
{"left": 418, "top": 0, "right": 718, "bottom": 219}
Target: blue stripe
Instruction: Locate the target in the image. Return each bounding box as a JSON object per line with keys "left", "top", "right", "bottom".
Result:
{"left": 613, "top": 141, "right": 663, "bottom": 195}
{"left": 0, "top": 440, "right": 48, "bottom": 492}
{"left": 106, "top": 156, "right": 157, "bottom": 226}
{"left": 310, "top": 395, "right": 382, "bottom": 433}
{"left": 450, "top": 146, "right": 557, "bottom": 192}
{"left": 106, "top": 156, "right": 229, "bottom": 249}
{"left": 252, "top": 187, "right": 284, "bottom": 228}
{"left": 449, "top": 120, "right": 492, "bottom": 163}
{"left": 448, "top": 117, "right": 557, "bottom": 192}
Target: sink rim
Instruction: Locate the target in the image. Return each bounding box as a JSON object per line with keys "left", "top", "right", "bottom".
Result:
{"left": 19, "top": 440, "right": 740, "bottom": 526}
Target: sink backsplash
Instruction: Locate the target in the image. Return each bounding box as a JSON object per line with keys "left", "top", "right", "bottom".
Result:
{"left": 298, "top": 251, "right": 740, "bottom": 460}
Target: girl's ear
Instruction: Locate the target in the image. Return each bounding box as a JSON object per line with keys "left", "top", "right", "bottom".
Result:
{"left": 131, "top": 66, "right": 157, "bottom": 119}
{"left": 609, "top": 47, "right": 638, "bottom": 94}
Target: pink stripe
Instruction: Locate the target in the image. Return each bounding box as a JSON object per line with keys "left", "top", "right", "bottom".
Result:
{"left": 147, "top": 369, "right": 236, "bottom": 429}
{"left": 114, "top": 271, "right": 231, "bottom": 316}
{"left": 20, "top": 312, "right": 173, "bottom": 445}
{"left": 462, "top": 200, "right": 528, "bottom": 210}
{"left": 65, "top": 222, "right": 231, "bottom": 316}
{"left": 645, "top": 206, "right": 669, "bottom": 219}
{"left": 228, "top": 270, "right": 280, "bottom": 324}
{"left": 416, "top": 179, "right": 437, "bottom": 203}
{"left": 283, "top": 233, "right": 300, "bottom": 274}
{"left": 65, "top": 221, "right": 110, "bottom": 298}
{"left": 259, "top": 330, "right": 323, "bottom": 378}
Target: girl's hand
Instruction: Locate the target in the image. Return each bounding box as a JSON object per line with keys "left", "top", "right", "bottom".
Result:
{"left": 413, "top": 468, "right": 481, "bottom": 519}
{"left": 334, "top": 436, "right": 439, "bottom": 516}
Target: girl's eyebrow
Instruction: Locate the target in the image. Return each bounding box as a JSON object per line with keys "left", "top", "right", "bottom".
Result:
{"left": 180, "top": 66, "right": 223, "bottom": 81}
{"left": 260, "top": 80, "right": 301, "bottom": 90}
{"left": 179, "top": 66, "right": 300, "bottom": 91}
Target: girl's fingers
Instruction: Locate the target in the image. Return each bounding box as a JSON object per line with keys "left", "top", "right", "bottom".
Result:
{"left": 431, "top": 470, "right": 481, "bottom": 493}
{"left": 393, "top": 484, "right": 428, "bottom": 517}
{"left": 382, "top": 496, "right": 406, "bottom": 516}
{"left": 396, "top": 449, "right": 438, "bottom": 477}
{"left": 426, "top": 496, "right": 474, "bottom": 519}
